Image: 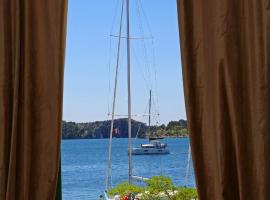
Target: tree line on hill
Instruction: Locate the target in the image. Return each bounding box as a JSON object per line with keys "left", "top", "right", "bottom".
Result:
{"left": 62, "top": 118, "right": 188, "bottom": 139}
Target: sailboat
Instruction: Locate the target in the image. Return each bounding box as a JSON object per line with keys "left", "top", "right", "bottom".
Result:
{"left": 101, "top": 0, "right": 134, "bottom": 199}
{"left": 132, "top": 90, "right": 170, "bottom": 155}
{"left": 101, "top": 0, "right": 168, "bottom": 198}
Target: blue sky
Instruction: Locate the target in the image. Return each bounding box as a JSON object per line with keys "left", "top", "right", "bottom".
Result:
{"left": 63, "top": 0, "right": 186, "bottom": 125}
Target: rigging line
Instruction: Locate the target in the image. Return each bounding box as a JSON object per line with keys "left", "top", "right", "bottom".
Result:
{"left": 152, "top": 39, "right": 160, "bottom": 116}
{"left": 135, "top": 0, "right": 150, "bottom": 79}
{"left": 148, "top": 90, "right": 158, "bottom": 124}
{"left": 105, "top": 0, "right": 125, "bottom": 191}
{"left": 137, "top": 0, "right": 160, "bottom": 113}
{"left": 132, "top": 118, "right": 144, "bottom": 148}
{"left": 131, "top": 45, "right": 151, "bottom": 90}
{"left": 133, "top": 100, "right": 149, "bottom": 147}
{"left": 107, "top": 36, "right": 112, "bottom": 115}
{"left": 135, "top": 0, "right": 153, "bottom": 93}
{"left": 148, "top": 37, "right": 160, "bottom": 116}
{"left": 134, "top": 0, "right": 160, "bottom": 117}
{"left": 110, "top": 0, "right": 121, "bottom": 35}
{"left": 107, "top": 0, "right": 122, "bottom": 115}
{"left": 110, "top": 35, "right": 153, "bottom": 40}
{"left": 137, "top": 0, "right": 153, "bottom": 37}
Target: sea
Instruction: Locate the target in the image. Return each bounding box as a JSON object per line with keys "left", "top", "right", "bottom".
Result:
{"left": 62, "top": 138, "right": 195, "bottom": 200}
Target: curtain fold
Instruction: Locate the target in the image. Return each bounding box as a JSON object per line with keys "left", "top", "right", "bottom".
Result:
{"left": 0, "top": 0, "right": 68, "bottom": 199}
{"left": 177, "top": 0, "right": 270, "bottom": 199}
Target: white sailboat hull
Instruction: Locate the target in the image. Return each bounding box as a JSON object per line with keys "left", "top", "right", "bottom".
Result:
{"left": 132, "top": 148, "right": 170, "bottom": 155}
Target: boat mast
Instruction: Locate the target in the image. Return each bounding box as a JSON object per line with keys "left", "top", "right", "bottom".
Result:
{"left": 184, "top": 144, "right": 192, "bottom": 187}
{"left": 149, "top": 90, "right": 152, "bottom": 127}
{"left": 105, "top": 0, "right": 124, "bottom": 190}
{"left": 126, "top": 0, "right": 133, "bottom": 184}
{"left": 148, "top": 90, "right": 152, "bottom": 139}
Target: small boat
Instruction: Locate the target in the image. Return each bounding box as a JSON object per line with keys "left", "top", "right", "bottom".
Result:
{"left": 132, "top": 137, "right": 170, "bottom": 155}
{"left": 132, "top": 90, "right": 170, "bottom": 155}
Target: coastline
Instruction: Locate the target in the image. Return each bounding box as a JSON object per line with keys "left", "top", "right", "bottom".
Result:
{"left": 62, "top": 135, "right": 189, "bottom": 140}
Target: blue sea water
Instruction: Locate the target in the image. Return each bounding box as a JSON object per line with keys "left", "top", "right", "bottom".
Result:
{"left": 62, "top": 138, "right": 195, "bottom": 200}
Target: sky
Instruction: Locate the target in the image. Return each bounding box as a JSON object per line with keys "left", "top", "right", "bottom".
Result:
{"left": 63, "top": 0, "right": 186, "bottom": 125}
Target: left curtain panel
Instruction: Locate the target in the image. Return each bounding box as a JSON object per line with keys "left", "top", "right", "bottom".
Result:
{"left": 0, "top": 0, "right": 68, "bottom": 199}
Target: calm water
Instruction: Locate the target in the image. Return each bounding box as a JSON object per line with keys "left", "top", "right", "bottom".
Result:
{"left": 62, "top": 138, "right": 195, "bottom": 200}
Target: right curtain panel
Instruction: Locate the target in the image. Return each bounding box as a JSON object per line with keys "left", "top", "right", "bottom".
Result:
{"left": 177, "top": 0, "right": 270, "bottom": 199}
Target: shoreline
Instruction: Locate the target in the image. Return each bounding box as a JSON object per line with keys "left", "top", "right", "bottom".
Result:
{"left": 62, "top": 135, "right": 189, "bottom": 140}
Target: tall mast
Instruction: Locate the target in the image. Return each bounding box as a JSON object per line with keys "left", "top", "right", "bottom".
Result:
{"left": 105, "top": 0, "right": 124, "bottom": 190}
{"left": 126, "top": 0, "right": 132, "bottom": 184}
{"left": 184, "top": 144, "right": 192, "bottom": 187}
{"left": 149, "top": 90, "right": 152, "bottom": 127}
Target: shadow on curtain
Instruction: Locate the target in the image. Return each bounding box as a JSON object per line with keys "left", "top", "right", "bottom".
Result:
{"left": 0, "top": 0, "right": 68, "bottom": 199}
{"left": 177, "top": 0, "right": 270, "bottom": 199}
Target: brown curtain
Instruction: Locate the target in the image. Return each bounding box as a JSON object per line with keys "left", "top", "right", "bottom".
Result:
{"left": 0, "top": 0, "right": 68, "bottom": 199}
{"left": 177, "top": 0, "right": 270, "bottom": 199}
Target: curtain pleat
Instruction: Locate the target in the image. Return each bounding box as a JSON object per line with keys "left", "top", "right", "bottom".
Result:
{"left": 0, "top": 0, "right": 68, "bottom": 199}
{"left": 177, "top": 0, "right": 270, "bottom": 199}
{"left": 55, "top": 159, "right": 62, "bottom": 200}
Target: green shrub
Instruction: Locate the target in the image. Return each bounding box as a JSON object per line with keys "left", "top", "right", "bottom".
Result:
{"left": 146, "top": 176, "right": 176, "bottom": 193}
{"left": 174, "top": 188, "right": 198, "bottom": 200}
{"left": 108, "top": 182, "right": 144, "bottom": 197}
{"left": 108, "top": 176, "right": 198, "bottom": 200}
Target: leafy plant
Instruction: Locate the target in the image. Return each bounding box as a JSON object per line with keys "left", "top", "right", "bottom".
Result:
{"left": 146, "top": 176, "right": 176, "bottom": 193}
{"left": 173, "top": 188, "right": 198, "bottom": 200}
{"left": 108, "top": 176, "right": 198, "bottom": 200}
{"left": 108, "top": 182, "right": 144, "bottom": 197}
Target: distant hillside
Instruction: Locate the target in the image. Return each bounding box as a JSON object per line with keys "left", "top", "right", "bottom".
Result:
{"left": 62, "top": 119, "right": 188, "bottom": 139}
